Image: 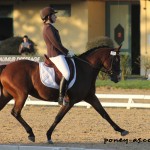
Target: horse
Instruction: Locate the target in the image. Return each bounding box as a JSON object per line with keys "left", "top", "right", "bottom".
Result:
{"left": 0, "top": 45, "right": 129, "bottom": 144}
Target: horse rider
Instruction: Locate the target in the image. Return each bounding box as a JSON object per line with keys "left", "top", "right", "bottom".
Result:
{"left": 40, "top": 6, "right": 72, "bottom": 105}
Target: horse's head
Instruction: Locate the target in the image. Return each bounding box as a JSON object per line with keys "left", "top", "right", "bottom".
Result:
{"left": 101, "top": 45, "right": 121, "bottom": 83}
{"left": 79, "top": 45, "right": 122, "bottom": 83}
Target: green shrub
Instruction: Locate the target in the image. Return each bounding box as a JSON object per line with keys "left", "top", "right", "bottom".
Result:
{"left": 86, "top": 36, "right": 114, "bottom": 51}
{"left": 120, "top": 54, "right": 131, "bottom": 80}
{"left": 98, "top": 71, "right": 109, "bottom": 80}
{"left": 136, "top": 56, "right": 150, "bottom": 77}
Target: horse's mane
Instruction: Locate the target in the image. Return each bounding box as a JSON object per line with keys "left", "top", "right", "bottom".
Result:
{"left": 79, "top": 36, "right": 114, "bottom": 58}
{"left": 79, "top": 46, "right": 109, "bottom": 58}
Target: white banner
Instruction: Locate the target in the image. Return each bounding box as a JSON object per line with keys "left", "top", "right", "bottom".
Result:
{"left": 0, "top": 55, "right": 41, "bottom": 65}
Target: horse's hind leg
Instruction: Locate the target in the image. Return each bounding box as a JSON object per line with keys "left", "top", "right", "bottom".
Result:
{"left": 85, "top": 95, "right": 129, "bottom": 136}
{"left": 11, "top": 93, "right": 35, "bottom": 142}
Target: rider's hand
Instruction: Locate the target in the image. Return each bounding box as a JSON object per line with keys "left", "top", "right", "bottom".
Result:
{"left": 67, "top": 50, "right": 75, "bottom": 57}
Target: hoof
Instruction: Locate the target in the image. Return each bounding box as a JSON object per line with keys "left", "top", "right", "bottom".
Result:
{"left": 48, "top": 139, "right": 54, "bottom": 144}
{"left": 28, "top": 136, "right": 35, "bottom": 142}
{"left": 121, "top": 130, "right": 129, "bottom": 136}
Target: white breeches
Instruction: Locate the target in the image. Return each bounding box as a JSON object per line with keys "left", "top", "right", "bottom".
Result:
{"left": 49, "top": 55, "right": 70, "bottom": 81}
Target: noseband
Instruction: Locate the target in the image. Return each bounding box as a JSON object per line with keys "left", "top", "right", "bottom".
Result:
{"left": 100, "top": 52, "right": 120, "bottom": 76}
{"left": 100, "top": 55, "right": 116, "bottom": 75}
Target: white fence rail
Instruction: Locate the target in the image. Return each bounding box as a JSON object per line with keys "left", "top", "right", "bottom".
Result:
{"left": 96, "top": 94, "right": 150, "bottom": 109}
{"left": 8, "top": 94, "right": 150, "bottom": 109}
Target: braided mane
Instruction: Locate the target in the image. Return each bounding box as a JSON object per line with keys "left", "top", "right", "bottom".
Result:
{"left": 79, "top": 36, "right": 114, "bottom": 58}
{"left": 79, "top": 46, "right": 109, "bottom": 58}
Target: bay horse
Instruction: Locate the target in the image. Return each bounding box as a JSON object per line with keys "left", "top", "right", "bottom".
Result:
{"left": 0, "top": 45, "right": 129, "bottom": 143}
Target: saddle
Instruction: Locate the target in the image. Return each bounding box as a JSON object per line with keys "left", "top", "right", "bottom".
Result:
{"left": 43, "top": 54, "right": 75, "bottom": 86}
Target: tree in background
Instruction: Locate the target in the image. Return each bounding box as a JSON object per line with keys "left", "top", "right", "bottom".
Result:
{"left": 120, "top": 54, "right": 131, "bottom": 80}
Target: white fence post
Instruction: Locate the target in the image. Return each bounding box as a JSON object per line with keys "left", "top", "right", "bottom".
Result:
{"left": 127, "top": 98, "right": 134, "bottom": 109}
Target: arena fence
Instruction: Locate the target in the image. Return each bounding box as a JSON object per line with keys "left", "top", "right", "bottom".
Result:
{"left": 8, "top": 94, "right": 150, "bottom": 109}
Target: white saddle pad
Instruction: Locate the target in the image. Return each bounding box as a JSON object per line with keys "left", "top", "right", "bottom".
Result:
{"left": 39, "top": 59, "right": 76, "bottom": 89}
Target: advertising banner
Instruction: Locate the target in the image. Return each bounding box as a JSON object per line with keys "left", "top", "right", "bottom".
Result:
{"left": 0, "top": 55, "right": 42, "bottom": 65}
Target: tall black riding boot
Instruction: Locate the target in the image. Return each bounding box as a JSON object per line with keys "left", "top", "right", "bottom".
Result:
{"left": 58, "top": 77, "right": 68, "bottom": 105}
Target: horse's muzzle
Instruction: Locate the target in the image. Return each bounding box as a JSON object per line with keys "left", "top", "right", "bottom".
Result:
{"left": 110, "top": 74, "right": 121, "bottom": 83}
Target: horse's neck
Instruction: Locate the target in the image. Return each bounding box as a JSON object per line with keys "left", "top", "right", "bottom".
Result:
{"left": 75, "top": 57, "right": 99, "bottom": 83}
{"left": 83, "top": 48, "right": 108, "bottom": 67}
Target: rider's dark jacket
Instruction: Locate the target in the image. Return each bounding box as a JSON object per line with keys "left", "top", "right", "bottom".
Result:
{"left": 42, "top": 23, "right": 68, "bottom": 57}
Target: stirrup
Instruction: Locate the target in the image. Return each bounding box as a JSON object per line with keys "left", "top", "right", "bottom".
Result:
{"left": 58, "top": 96, "right": 63, "bottom": 105}
{"left": 58, "top": 96, "right": 69, "bottom": 106}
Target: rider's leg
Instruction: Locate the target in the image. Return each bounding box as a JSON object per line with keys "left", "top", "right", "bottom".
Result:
{"left": 58, "top": 76, "right": 68, "bottom": 105}
{"left": 49, "top": 55, "right": 70, "bottom": 105}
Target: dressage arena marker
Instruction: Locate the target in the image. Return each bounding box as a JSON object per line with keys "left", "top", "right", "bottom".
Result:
{"left": 0, "top": 145, "right": 114, "bottom": 150}
{"left": 8, "top": 94, "right": 150, "bottom": 109}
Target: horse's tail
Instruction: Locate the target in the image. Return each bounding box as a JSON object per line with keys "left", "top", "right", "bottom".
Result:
{"left": 0, "top": 65, "right": 7, "bottom": 90}
{"left": 0, "top": 65, "right": 7, "bottom": 76}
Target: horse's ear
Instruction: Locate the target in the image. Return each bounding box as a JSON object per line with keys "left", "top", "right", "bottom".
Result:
{"left": 117, "top": 44, "right": 122, "bottom": 52}
{"left": 114, "top": 44, "right": 122, "bottom": 53}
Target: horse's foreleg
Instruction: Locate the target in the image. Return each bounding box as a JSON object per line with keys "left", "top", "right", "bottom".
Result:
{"left": 47, "top": 104, "right": 73, "bottom": 144}
{"left": 85, "top": 95, "right": 129, "bottom": 136}
{"left": 11, "top": 98, "right": 35, "bottom": 142}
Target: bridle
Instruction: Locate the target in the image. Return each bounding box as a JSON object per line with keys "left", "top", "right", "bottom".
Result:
{"left": 74, "top": 50, "right": 120, "bottom": 76}
{"left": 100, "top": 56, "right": 114, "bottom": 75}
{"left": 100, "top": 54, "right": 120, "bottom": 76}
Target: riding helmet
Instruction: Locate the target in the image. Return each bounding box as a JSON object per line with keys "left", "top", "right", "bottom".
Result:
{"left": 40, "top": 6, "right": 57, "bottom": 20}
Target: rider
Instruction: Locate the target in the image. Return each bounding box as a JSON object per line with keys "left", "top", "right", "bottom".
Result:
{"left": 40, "top": 6, "right": 71, "bottom": 105}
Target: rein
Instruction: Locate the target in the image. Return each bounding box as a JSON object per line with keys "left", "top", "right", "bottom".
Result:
{"left": 73, "top": 54, "right": 116, "bottom": 75}
{"left": 74, "top": 56, "right": 100, "bottom": 69}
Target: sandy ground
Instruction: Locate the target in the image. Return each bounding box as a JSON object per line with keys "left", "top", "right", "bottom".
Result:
{"left": 0, "top": 88, "right": 150, "bottom": 150}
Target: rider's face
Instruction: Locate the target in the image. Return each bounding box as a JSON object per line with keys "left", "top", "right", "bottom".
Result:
{"left": 51, "top": 14, "right": 57, "bottom": 23}
{"left": 23, "top": 37, "right": 28, "bottom": 42}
